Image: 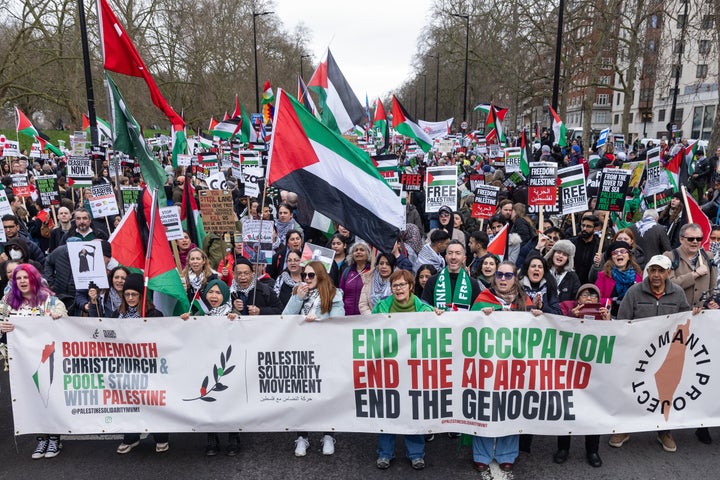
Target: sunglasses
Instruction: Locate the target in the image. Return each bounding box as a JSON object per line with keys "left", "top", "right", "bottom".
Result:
{"left": 495, "top": 271, "right": 515, "bottom": 280}
{"left": 300, "top": 272, "right": 316, "bottom": 280}
{"left": 612, "top": 248, "right": 629, "bottom": 256}
{"left": 683, "top": 236, "right": 703, "bottom": 243}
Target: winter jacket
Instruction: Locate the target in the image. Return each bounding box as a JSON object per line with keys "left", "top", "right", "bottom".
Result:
{"left": 617, "top": 278, "right": 689, "bottom": 320}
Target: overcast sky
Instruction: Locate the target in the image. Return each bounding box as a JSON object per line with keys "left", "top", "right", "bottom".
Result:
{"left": 272, "top": 0, "right": 434, "bottom": 102}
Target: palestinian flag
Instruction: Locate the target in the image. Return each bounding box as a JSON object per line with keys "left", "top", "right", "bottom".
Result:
{"left": 171, "top": 123, "right": 188, "bottom": 168}
{"left": 391, "top": 95, "right": 432, "bottom": 152}
{"left": 106, "top": 73, "right": 169, "bottom": 205}
{"left": 240, "top": 103, "right": 261, "bottom": 144}
{"left": 82, "top": 113, "right": 113, "bottom": 143}
{"left": 685, "top": 140, "right": 699, "bottom": 175}
{"left": 470, "top": 289, "right": 532, "bottom": 311}
{"left": 297, "top": 75, "right": 318, "bottom": 117}
{"left": 15, "top": 107, "right": 63, "bottom": 157}
{"left": 208, "top": 116, "right": 219, "bottom": 133}
{"left": 262, "top": 81, "right": 275, "bottom": 124}
{"left": 519, "top": 129, "right": 531, "bottom": 176}
{"left": 665, "top": 147, "right": 682, "bottom": 190}
{"left": 308, "top": 48, "right": 365, "bottom": 134}
{"left": 211, "top": 118, "right": 242, "bottom": 140}
{"left": 474, "top": 103, "right": 508, "bottom": 121}
{"left": 109, "top": 188, "right": 190, "bottom": 315}
{"left": 373, "top": 97, "right": 389, "bottom": 153}
{"left": 484, "top": 103, "right": 505, "bottom": 145}
{"left": 487, "top": 223, "right": 509, "bottom": 259}
{"left": 267, "top": 88, "right": 404, "bottom": 252}
{"left": 682, "top": 187, "right": 712, "bottom": 250}
{"left": 32, "top": 342, "right": 55, "bottom": 408}
{"left": 181, "top": 174, "right": 206, "bottom": 247}
{"left": 231, "top": 94, "right": 242, "bottom": 119}
{"left": 549, "top": 106, "right": 567, "bottom": 147}
{"left": 190, "top": 288, "right": 209, "bottom": 315}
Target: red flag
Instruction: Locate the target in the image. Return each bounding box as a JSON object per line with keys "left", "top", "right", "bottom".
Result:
{"left": 108, "top": 208, "right": 145, "bottom": 270}
{"left": 231, "top": 94, "right": 242, "bottom": 119}
{"left": 486, "top": 223, "right": 508, "bottom": 258}
{"left": 683, "top": 189, "right": 712, "bottom": 250}
{"left": 98, "top": 0, "right": 184, "bottom": 127}
{"left": 485, "top": 103, "right": 498, "bottom": 144}
{"left": 208, "top": 117, "right": 218, "bottom": 131}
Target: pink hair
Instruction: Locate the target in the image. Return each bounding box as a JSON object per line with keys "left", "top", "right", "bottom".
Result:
{"left": 6, "top": 264, "right": 54, "bottom": 311}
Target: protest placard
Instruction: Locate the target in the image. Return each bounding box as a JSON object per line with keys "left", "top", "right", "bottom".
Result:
{"left": 241, "top": 219, "right": 275, "bottom": 264}
{"left": 89, "top": 183, "right": 119, "bottom": 218}
{"left": 425, "top": 166, "right": 457, "bottom": 213}
{"left": 504, "top": 147, "right": 522, "bottom": 172}
{"left": 35, "top": 175, "right": 60, "bottom": 207}
{"left": 558, "top": 165, "right": 588, "bottom": 215}
{"left": 10, "top": 174, "right": 31, "bottom": 197}
{"left": 400, "top": 173, "right": 422, "bottom": 191}
{"left": 66, "top": 240, "right": 110, "bottom": 289}
{"left": 199, "top": 189, "right": 235, "bottom": 233}
{"left": 472, "top": 185, "right": 500, "bottom": 219}
{"left": 67, "top": 156, "right": 93, "bottom": 188}
{"left": 527, "top": 162, "right": 558, "bottom": 206}
{"left": 597, "top": 168, "right": 632, "bottom": 212}
{"left": 159, "top": 206, "right": 184, "bottom": 241}
{"left": 119, "top": 186, "right": 142, "bottom": 210}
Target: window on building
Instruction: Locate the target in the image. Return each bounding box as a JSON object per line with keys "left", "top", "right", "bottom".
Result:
{"left": 669, "top": 88, "right": 679, "bottom": 98}
{"left": 614, "top": 114, "right": 619, "bottom": 125}
{"left": 651, "top": 15, "right": 658, "bottom": 28}
{"left": 677, "top": 14, "right": 687, "bottom": 29}
{"left": 699, "top": 40, "right": 711, "bottom": 54}
{"left": 702, "top": 15, "right": 715, "bottom": 29}
{"left": 673, "top": 108, "right": 684, "bottom": 124}
{"left": 691, "top": 105, "right": 716, "bottom": 139}
{"left": 599, "top": 76, "right": 610, "bottom": 85}
{"left": 594, "top": 111, "right": 609, "bottom": 124}
{"left": 640, "top": 88, "right": 654, "bottom": 101}
{"left": 629, "top": 113, "right": 634, "bottom": 123}
{"left": 672, "top": 64, "right": 683, "bottom": 77}
{"left": 692, "top": 107, "right": 704, "bottom": 138}
{"left": 658, "top": 109, "right": 666, "bottom": 122}
{"left": 674, "top": 40, "right": 685, "bottom": 54}
{"left": 648, "top": 40, "right": 656, "bottom": 52}
{"left": 697, "top": 64, "right": 708, "bottom": 78}
{"left": 596, "top": 94, "right": 609, "bottom": 105}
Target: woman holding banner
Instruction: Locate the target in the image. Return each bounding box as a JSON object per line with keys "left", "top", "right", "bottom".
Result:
{"left": 470, "top": 262, "right": 539, "bottom": 472}
{"left": 358, "top": 252, "right": 396, "bottom": 314}
{"left": 282, "top": 261, "right": 344, "bottom": 457}
{"left": 373, "top": 269, "right": 434, "bottom": 470}
{"left": 273, "top": 249, "right": 303, "bottom": 307}
{"left": 0, "top": 264, "right": 67, "bottom": 459}
{"left": 111, "top": 273, "right": 168, "bottom": 454}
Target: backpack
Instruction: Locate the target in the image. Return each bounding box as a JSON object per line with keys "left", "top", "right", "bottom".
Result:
{"left": 669, "top": 248, "right": 713, "bottom": 271}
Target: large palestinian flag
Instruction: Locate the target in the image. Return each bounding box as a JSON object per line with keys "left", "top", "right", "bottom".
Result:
{"left": 391, "top": 95, "right": 432, "bottom": 152}
{"left": 268, "top": 89, "right": 404, "bottom": 252}
{"left": 308, "top": 49, "right": 365, "bottom": 135}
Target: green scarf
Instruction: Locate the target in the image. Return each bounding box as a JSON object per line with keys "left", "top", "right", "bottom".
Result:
{"left": 390, "top": 294, "right": 420, "bottom": 313}
{"left": 433, "top": 267, "right": 472, "bottom": 311}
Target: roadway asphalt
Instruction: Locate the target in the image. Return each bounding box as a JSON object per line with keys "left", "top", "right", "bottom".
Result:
{"left": 1, "top": 372, "right": 718, "bottom": 480}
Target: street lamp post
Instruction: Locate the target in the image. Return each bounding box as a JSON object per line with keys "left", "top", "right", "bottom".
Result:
{"left": 452, "top": 13, "right": 470, "bottom": 131}
{"left": 551, "top": 0, "right": 564, "bottom": 112}
{"left": 253, "top": 10, "right": 273, "bottom": 113}
{"left": 300, "top": 54, "right": 312, "bottom": 79}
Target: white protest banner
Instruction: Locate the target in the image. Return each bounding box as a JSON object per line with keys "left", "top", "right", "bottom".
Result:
{"left": 30, "top": 143, "right": 42, "bottom": 159}
{"left": 558, "top": 165, "right": 588, "bottom": 215}
{"left": 240, "top": 219, "right": 274, "bottom": 264}
{"left": 67, "top": 156, "right": 93, "bottom": 188}
{"left": 300, "top": 242, "right": 337, "bottom": 272}
{"left": 89, "top": 183, "right": 119, "bottom": 218}
{"left": 66, "top": 240, "right": 110, "bottom": 290}
{"left": 160, "top": 206, "right": 184, "bottom": 241}
{"left": 8, "top": 311, "right": 720, "bottom": 436}
{"left": 0, "top": 137, "right": 20, "bottom": 157}
{"left": 71, "top": 131, "right": 88, "bottom": 156}
{"left": 418, "top": 118, "right": 453, "bottom": 140}
{"left": 243, "top": 166, "right": 264, "bottom": 198}
{"left": 176, "top": 154, "right": 192, "bottom": 167}
{"left": 205, "top": 172, "right": 228, "bottom": 190}
{"left": 644, "top": 147, "right": 668, "bottom": 195}
{"left": 504, "top": 147, "right": 522, "bottom": 173}
{"left": 425, "top": 166, "right": 457, "bottom": 213}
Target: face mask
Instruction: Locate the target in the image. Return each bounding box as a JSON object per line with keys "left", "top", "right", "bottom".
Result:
{"left": 9, "top": 249, "right": 22, "bottom": 260}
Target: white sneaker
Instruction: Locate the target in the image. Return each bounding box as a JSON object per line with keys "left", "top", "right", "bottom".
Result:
{"left": 44, "top": 437, "right": 62, "bottom": 458}
{"left": 32, "top": 437, "right": 48, "bottom": 459}
{"left": 294, "top": 436, "right": 309, "bottom": 457}
{"left": 322, "top": 435, "right": 335, "bottom": 455}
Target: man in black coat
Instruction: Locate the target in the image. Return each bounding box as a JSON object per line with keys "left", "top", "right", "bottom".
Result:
{"left": 230, "top": 257, "right": 283, "bottom": 315}
{"left": 572, "top": 215, "right": 601, "bottom": 284}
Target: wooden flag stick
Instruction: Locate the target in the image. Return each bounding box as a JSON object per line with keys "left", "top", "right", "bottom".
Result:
{"left": 597, "top": 212, "right": 610, "bottom": 257}
{"left": 571, "top": 214, "right": 577, "bottom": 237}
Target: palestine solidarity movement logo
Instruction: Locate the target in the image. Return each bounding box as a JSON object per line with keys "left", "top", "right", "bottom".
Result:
{"left": 32, "top": 342, "right": 56, "bottom": 407}
{"left": 632, "top": 319, "right": 711, "bottom": 421}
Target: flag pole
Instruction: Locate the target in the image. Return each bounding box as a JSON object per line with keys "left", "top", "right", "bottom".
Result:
{"left": 79, "top": 0, "right": 98, "bottom": 146}
{"left": 142, "top": 187, "right": 159, "bottom": 316}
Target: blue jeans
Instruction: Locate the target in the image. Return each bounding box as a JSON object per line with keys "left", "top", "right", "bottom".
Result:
{"left": 377, "top": 434, "right": 424, "bottom": 460}
{"left": 472, "top": 435, "right": 519, "bottom": 464}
